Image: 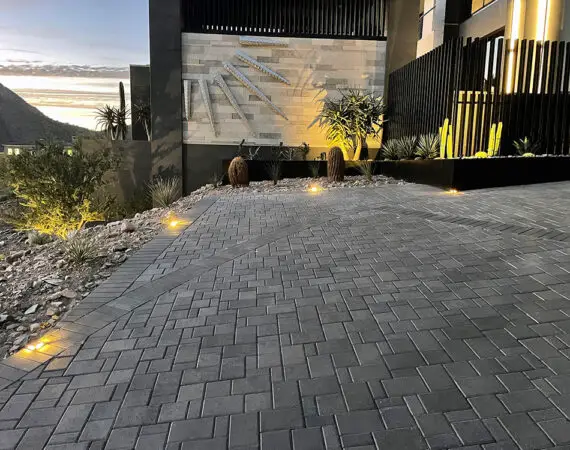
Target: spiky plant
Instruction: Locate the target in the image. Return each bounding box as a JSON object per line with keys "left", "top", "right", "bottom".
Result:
{"left": 148, "top": 177, "right": 182, "bottom": 207}
{"left": 513, "top": 137, "right": 540, "bottom": 156}
{"left": 357, "top": 161, "right": 375, "bottom": 181}
{"left": 381, "top": 140, "right": 400, "bottom": 160}
{"left": 209, "top": 171, "right": 225, "bottom": 188}
{"left": 118, "top": 82, "right": 127, "bottom": 140}
{"left": 395, "top": 136, "right": 418, "bottom": 160}
{"left": 312, "top": 89, "right": 386, "bottom": 161}
{"left": 309, "top": 161, "right": 320, "bottom": 179}
{"left": 64, "top": 236, "right": 97, "bottom": 264}
{"left": 96, "top": 105, "right": 118, "bottom": 140}
{"left": 265, "top": 161, "right": 282, "bottom": 186}
{"left": 132, "top": 101, "right": 151, "bottom": 141}
{"left": 416, "top": 134, "right": 441, "bottom": 159}
{"left": 27, "top": 232, "right": 51, "bottom": 246}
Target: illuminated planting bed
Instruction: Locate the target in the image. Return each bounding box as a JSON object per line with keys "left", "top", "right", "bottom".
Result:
{"left": 378, "top": 156, "right": 570, "bottom": 190}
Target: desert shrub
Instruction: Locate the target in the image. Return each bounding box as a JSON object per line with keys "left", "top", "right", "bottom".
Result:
{"left": 27, "top": 231, "right": 52, "bottom": 246}
{"left": 265, "top": 161, "right": 282, "bottom": 185}
{"left": 64, "top": 235, "right": 97, "bottom": 264}
{"left": 2, "top": 140, "right": 118, "bottom": 239}
{"left": 357, "top": 161, "right": 375, "bottom": 181}
{"left": 148, "top": 177, "right": 182, "bottom": 207}
{"left": 416, "top": 134, "right": 440, "bottom": 159}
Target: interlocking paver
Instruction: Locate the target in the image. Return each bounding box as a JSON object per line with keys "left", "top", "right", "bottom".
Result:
{"left": 3, "top": 184, "right": 570, "bottom": 448}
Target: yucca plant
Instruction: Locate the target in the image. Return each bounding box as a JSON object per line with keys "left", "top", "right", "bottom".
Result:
{"left": 416, "top": 134, "right": 441, "bottom": 159}
{"left": 396, "top": 136, "right": 418, "bottom": 160}
{"left": 148, "top": 177, "right": 182, "bottom": 207}
{"left": 312, "top": 89, "right": 386, "bottom": 161}
{"left": 132, "top": 101, "right": 151, "bottom": 141}
{"left": 64, "top": 236, "right": 97, "bottom": 264}
{"left": 513, "top": 137, "right": 540, "bottom": 156}
{"left": 381, "top": 140, "right": 401, "bottom": 160}
{"left": 357, "top": 161, "right": 375, "bottom": 181}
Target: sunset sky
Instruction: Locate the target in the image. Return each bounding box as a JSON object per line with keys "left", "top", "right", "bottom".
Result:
{"left": 0, "top": 0, "right": 149, "bottom": 130}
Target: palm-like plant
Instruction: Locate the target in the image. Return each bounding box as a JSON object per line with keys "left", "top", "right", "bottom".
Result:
{"left": 96, "top": 105, "right": 118, "bottom": 140}
{"left": 312, "top": 89, "right": 386, "bottom": 161}
{"left": 132, "top": 101, "right": 151, "bottom": 141}
{"left": 416, "top": 134, "right": 441, "bottom": 159}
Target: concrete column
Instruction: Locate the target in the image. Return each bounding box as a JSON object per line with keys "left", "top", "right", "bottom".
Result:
{"left": 149, "top": 0, "right": 183, "bottom": 183}
{"left": 385, "top": 0, "right": 422, "bottom": 93}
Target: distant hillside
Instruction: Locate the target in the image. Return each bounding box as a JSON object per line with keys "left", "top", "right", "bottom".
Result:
{"left": 0, "top": 83, "right": 97, "bottom": 145}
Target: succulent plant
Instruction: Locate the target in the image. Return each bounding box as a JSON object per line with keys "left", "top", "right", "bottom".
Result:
{"left": 416, "top": 134, "right": 440, "bottom": 159}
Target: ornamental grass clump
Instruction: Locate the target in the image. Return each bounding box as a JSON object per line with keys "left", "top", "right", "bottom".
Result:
{"left": 148, "top": 177, "right": 182, "bottom": 207}
{"left": 357, "top": 160, "right": 375, "bottom": 181}
{"left": 64, "top": 235, "right": 97, "bottom": 264}
{"left": 0, "top": 140, "right": 118, "bottom": 239}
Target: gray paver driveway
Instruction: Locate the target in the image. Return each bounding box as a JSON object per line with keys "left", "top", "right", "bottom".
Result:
{"left": 2, "top": 181, "right": 570, "bottom": 450}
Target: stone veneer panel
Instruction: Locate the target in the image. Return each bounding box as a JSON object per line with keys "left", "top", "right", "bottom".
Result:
{"left": 182, "top": 33, "right": 386, "bottom": 147}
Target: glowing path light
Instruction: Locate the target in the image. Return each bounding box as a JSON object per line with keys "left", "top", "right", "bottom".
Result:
{"left": 223, "top": 62, "right": 289, "bottom": 121}
{"left": 213, "top": 73, "right": 255, "bottom": 136}
{"left": 235, "top": 50, "right": 291, "bottom": 85}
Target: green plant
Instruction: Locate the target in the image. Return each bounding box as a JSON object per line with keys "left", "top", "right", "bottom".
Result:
{"left": 228, "top": 157, "right": 249, "bottom": 187}
{"left": 95, "top": 82, "right": 129, "bottom": 141}
{"left": 513, "top": 137, "right": 540, "bottom": 156}
{"left": 2, "top": 140, "right": 118, "bottom": 239}
{"left": 209, "top": 171, "right": 225, "bottom": 187}
{"left": 395, "top": 136, "right": 418, "bottom": 160}
{"left": 327, "top": 147, "right": 345, "bottom": 182}
{"left": 132, "top": 101, "right": 151, "bottom": 141}
{"left": 27, "top": 232, "right": 51, "bottom": 246}
{"left": 309, "top": 161, "right": 320, "bottom": 179}
{"left": 148, "top": 177, "right": 182, "bottom": 207}
{"left": 380, "top": 140, "right": 400, "bottom": 160}
{"left": 118, "top": 82, "right": 128, "bottom": 140}
{"left": 357, "top": 161, "right": 375, "bottom": 181}
{"left": 416, "top": 134, "right": 440, "bottom": 159}
{"left": 312, "top": 89, "right": 386, "bottom": 161}
{"left": 64, "top": 235, "right": 97, "bottom": 264}
{"left": 265, "top": 161, "right": 282, "bottom": 185}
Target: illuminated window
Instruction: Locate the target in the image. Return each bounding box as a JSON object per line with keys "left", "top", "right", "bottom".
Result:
{"left": 472, "top": 0, "right": 497, "bottom": 14}
{"left": 6, "top": 148, "right": 13, "bottom": 155}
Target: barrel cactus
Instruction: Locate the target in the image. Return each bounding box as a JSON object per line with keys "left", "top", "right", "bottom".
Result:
{"left": 327, "top": 147, "right": 345, "bottom": 182}
{"left": 228, "top": 157, "right": 249, "bottom": 187}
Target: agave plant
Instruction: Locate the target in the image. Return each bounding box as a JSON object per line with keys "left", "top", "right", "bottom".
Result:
{"left": 381, "top": 140, "right": 401, "bottom": 160}
{"left": 395, "top": 136, "right": 418, "bottom": 160}
{"left": 513, "top": 137, "right": 540, "bottom": 156}
{"left": 132, "top": 101, "right": 151, "bottom": 141}
{"left": 312, "top": 89, "right": 386, "bottom": 161}
{"left": 416, "top": 134, "right": 440, "bottom": 159}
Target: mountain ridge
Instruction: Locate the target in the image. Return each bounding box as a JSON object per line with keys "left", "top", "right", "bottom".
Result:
{"left": 0, "top": 83, "right": 95, "bottom": 145}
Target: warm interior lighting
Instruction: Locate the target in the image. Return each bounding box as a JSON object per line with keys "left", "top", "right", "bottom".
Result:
{"left": 26, "top": 341, "right": 44, "bottom": 351}
{"left": 536, "top": 0, "right": 549, "bottom": 41}
{"left": 506, "top": 0, "right": 522, "bottom": 94}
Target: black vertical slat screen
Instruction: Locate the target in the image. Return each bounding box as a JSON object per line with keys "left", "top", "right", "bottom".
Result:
{"left": 183, "top": 0, "right": 387, "bottom": 39}
{"left": 387, "top": 37, "right": 570, "bottom": 156}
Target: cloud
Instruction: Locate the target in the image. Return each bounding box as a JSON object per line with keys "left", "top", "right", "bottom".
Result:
{"left": 0, "top": 64, "right": 129, "bottom": 78}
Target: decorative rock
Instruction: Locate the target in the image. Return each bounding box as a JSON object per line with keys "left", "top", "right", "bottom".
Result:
{"left": 29, "top": 323, "right": 40, "bottom": 332}
{"left": 46, "top": 308, "right": 57, "bottom": 316}
{"left": 121, "top": 221, "right": 136, "bottom": 233}
{"left": 44, "top": 278, "right": 63, "bottom": 286}
{"left": 59, "top": 289, "right": 77, "bottom": 299}
{"left": 55, "top": 259, "right": 66, "bottom": 268}
{"left": 24, "top": 304, "right": 38, "bottom": 315}
{"left": 6, "top": 251, "right": 25, "bottom": 264}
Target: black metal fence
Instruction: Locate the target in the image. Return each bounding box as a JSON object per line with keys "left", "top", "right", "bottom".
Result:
{"left": 183, "top": 0, "right": 387, "bottom": 40}
{"left": 387, "top": 37, "right": 570, "bottom": 156}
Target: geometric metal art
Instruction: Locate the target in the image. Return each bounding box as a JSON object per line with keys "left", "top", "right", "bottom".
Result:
{"left": 183, "top": 79, "right": 192, "bottom": 120}
{"left": 223, "top": 62, "right": 288, "bottom": 121}
{"left": 199, "top": 78, "right": 217, "bottom": 135}
{"left": 235, "top": 50, "right": 291, "bottom": 85}
{"left": 213, "top": 73, "right": 255, "bottom": 136}
{"left": 239, "top": 36, "right": 288, "bottom": 47}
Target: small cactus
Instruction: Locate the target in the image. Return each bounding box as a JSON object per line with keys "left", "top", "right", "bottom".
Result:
{"left": 327, "top": 147, "right": 345, "bottom": 182}
{"left": 228, "top": 157, "right": 249, "bottom": 187}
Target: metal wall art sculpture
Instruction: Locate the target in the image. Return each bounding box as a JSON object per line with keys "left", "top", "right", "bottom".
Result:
{"left": 213, "top": 73, "right": 255, "bottom": 136}
{"left": 199, "top": 78, "right": 217, "bottom": 135}
{"left": 239, "top": 36, "right": 288, "bottom": 47}
{"left": 223, "top": 62, "right": 288, "bottom": 121}
{"left": 235, "top": 50, "right": 291, "bottom": 85}
{"left": 183, "top": 79, "right": 192, "bottom": 120}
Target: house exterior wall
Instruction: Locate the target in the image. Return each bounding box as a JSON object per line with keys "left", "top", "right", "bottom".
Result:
{"left": 182, "top": 33, "right": 386, "bottom": 148}
{"left": 459, "top": 0, "right": 507, "bottom": 38}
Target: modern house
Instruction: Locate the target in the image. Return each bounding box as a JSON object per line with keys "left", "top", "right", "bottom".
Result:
{"left": 135, "top": 0, "right": 570, "bottom": 192}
